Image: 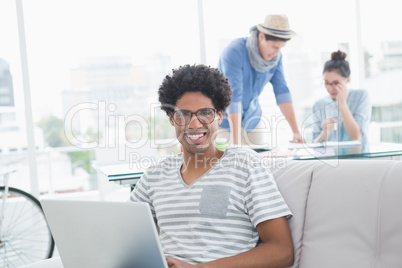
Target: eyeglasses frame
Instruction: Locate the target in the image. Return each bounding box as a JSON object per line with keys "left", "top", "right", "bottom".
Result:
{"left": 171, "top": 108, "right": 217, "bottom": 126}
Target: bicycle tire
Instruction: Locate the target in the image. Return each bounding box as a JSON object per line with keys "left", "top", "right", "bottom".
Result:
{"left": 0, "top": 186, "right": 55, "bottom": 267}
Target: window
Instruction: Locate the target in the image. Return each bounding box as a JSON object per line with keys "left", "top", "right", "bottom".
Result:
{"left": 3, "top": 0, "right": 401, "bottom": 196}
{"left": 0, "top": 0, "right": 32, "bottom": 192}
{"left": 10, "top": 0, "right": 199, "bottom": 194}
{"left": 360, "top": 0, "right": 402, "bottom": 142}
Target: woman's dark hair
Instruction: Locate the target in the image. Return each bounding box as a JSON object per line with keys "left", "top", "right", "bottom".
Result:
{"left": 323, "top": 50, "right": 351, "bottom": 78}
{"left": 158, "top": 64, "right": 232, "bottom": 115}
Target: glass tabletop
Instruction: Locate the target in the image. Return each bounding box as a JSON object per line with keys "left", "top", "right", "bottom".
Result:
{"left": 105, "top": 142, "right": 402, "bottom": 184}
{"left": 287, "top": 142, "right": 402, "bottom": 160}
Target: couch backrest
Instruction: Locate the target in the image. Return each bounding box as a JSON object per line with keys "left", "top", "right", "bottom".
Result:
{"left": 271, "top": 160, "right": 402, "bottom": 268}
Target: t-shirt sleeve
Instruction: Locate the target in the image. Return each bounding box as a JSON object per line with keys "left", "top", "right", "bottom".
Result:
{"left": 353, "top": 90, "right": 371, "bottom": 138}
{"left": 129, "top": 170, "right": 156, "bottom": 218}
{"left": 243, "top": 154, "right": 292, "bottom": 227}
{"left": 218, "top": 40, "right": 244, "bottom": 114}
{"left": 312, "top": 101, "right": 323, "bottom": 140}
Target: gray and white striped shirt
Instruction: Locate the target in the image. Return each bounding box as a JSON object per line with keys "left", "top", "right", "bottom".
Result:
{"left": 130, "top": 147, "right": 291, "bottom": 264}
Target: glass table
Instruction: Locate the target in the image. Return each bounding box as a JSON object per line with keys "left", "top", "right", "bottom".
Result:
{"left": 284, "top": 142, "right": 402, "bottom": 160}
{"left": 99, "top": 164, "right": 145, "bottom": 188}
{"left": 102, "top": 142, "right": 402, "bottom": 187}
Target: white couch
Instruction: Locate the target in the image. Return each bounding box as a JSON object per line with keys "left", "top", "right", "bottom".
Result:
{"left": 272, "top": 159, "right": 402, "bottom": 268}
{"left": 23, "top": 159, "right": 402, "bottom": 268}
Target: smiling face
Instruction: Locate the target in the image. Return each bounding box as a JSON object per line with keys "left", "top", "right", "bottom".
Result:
{"left": 323, "top": 71, "right": 350, "bottom": 99}
{"left": 170, "top": 92, "right": 223, "bottom": 156}
{"left": 257, "top": 33, "right": 287, "bottom": 61}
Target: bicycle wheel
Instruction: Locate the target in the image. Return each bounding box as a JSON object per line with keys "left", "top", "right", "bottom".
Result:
{"left": 0, "top": 187, "right": 54, "bottom": 267}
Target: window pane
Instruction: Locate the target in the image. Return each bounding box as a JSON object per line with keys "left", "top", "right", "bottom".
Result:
{"left": 0, "top": 0, "right": 33, "bottom": 192}
{"left": 361, "top": 0, "right": 402, "bottom": 143}
{"left": 22, "top": 0, "right": 199, "bottom": 193}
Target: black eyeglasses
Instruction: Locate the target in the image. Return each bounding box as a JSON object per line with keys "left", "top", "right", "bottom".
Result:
{"left": 323, "top": 79, "right": 347, "bottom": 88}
{"left": 171, "top": 108, "right": 217, "bottom": 126}
{"left": 324, "top": 81, "right": 340, "bottom": 87}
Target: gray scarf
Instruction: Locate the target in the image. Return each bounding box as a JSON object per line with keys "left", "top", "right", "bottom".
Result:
{"left": 246, "top": 26, "right": 279, "bottom": 73}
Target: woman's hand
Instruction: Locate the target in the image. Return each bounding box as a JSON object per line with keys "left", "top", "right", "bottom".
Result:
{"left": 322, "top": 118, "right": 337, "bottom": 135}
{"left": 314, "top": 117, "right": 338, "bottom": 142}
{"left": 334, "top": 80, "right": 349, "bottom": 104}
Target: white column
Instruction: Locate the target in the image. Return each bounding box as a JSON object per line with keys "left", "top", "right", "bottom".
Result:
{"left": 355, "top": 0, "right": 366, "bottom": 88}
{"left": 197, "top": 0, "right": 207, "bottom": 64}
{"left": 15, "top": 0, "right": 40, "bottom": 197}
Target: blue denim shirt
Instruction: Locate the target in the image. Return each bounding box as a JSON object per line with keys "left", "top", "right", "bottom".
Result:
{"left": 312, "top": 89, "right": 371, "bottom": 145}
{"left": 218, "top": 38, "right": 292, "bottom": 133}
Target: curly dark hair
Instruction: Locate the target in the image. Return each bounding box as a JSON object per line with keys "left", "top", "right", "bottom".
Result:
{"left": 158, "top": 64, "right": 232, "bottom": 115}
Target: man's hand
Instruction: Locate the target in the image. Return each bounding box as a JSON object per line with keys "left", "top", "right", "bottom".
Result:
{"left": 279, "top": 102, "right": 304, "bottom": 143}
{"left": 166, "top": 257, "right": 196, "bottom": 268}
{"left": 290, "top": 132, "right": 305, "bottom": 143}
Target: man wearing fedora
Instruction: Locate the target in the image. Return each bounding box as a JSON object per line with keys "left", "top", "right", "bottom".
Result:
{"left": 218, "top": 14, "right": 304, "bottom": 146}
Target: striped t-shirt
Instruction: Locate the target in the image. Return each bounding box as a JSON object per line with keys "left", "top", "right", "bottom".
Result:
{"left": 130, "top": 147, "right": 292, "bottom": 264}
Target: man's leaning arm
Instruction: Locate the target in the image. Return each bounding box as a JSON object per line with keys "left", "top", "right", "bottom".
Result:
{"left": 228, "top": 112, "right": 242, "bottom": 145}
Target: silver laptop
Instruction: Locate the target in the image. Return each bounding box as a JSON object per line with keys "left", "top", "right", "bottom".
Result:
{"left": 41, "top": 199, "right": 168, "bottom": 268}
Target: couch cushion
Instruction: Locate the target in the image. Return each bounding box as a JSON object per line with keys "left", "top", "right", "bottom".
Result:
{"left": 298, "top": 160, "right": 402, "bottom": 268}
{"left": 271, "top": 160, "right": 319, "bottom": 268}
{"left": 374, "top": 162, "right": 402, "bottom": 268}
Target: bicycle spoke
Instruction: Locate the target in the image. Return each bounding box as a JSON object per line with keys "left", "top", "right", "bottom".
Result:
{"left": 5, "top": 242, "right": 38, "bottom": 265}
{"left": 3, "top": 200, "right": 41, "bottom": 238}
{"left": 0, "top": 187, "right": 54, "bottom": 267}
{"left": 4, "top": 217, "right": 49, "bottom": 238}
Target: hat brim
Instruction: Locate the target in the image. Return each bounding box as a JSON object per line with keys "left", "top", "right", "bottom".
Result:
{"left": 256, "top": 24, "right": 295, "bottom": 39}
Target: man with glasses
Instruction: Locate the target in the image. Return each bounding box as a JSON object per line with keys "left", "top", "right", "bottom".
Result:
{"left": 130, "top": 64, "right": 294, "bottom": 267}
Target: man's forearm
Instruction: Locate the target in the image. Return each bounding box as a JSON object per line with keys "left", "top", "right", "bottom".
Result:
{"left": 197, "top": 217, "right": 294, "bottom": 268}
{"left": 278, "top": 102, "right": 299, "bottom": 134}
{"left": 228, "top": 113, "right": 241, "bottom": 145}
{"left": 197, "top": 240, "right": 294, "bottom": 268}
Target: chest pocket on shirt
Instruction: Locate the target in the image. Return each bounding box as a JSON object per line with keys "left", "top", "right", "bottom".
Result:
{"left": 199, "top": 186, "right": 230, "bottom": 218}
